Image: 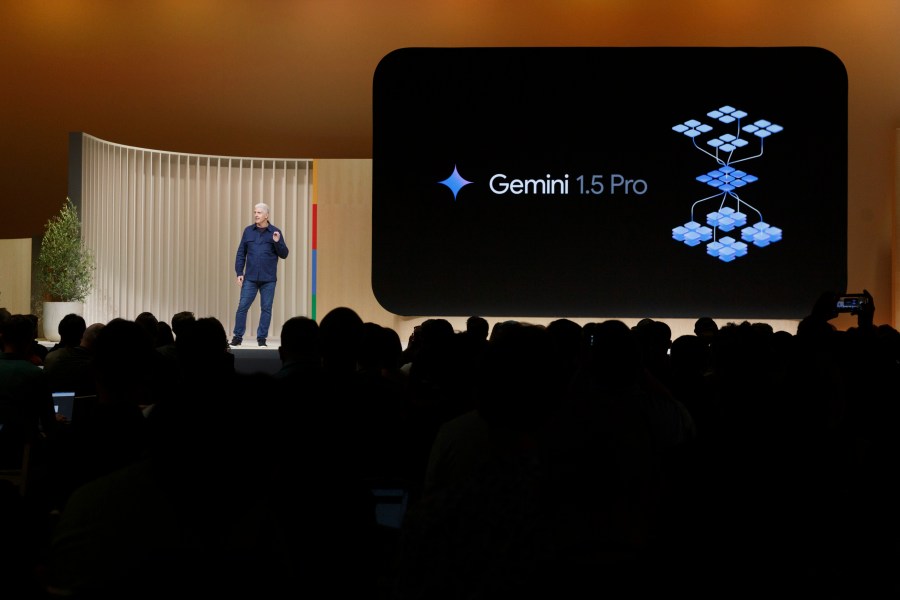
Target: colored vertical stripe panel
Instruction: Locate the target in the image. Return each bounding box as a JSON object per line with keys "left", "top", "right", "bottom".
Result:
{"left": 310, "top": 162, "right": 318, "bottom": 321}
{"left": 311, "top": 248, "right": 317, "bottom": 295}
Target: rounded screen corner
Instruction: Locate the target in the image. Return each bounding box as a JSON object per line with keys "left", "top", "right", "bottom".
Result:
{"left": 374, "top": 47, "right": 422, "bottom": 79}
{"left": 371, "top": 279, "right": 414, "bottom": 317}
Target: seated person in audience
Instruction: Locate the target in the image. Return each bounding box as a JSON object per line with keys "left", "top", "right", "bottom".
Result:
{"left": 693, "top": 316, "right": 719, "bottom": 345}
{"left": 274, "top": 315, "right": 322, "bottom": 383}
{"left": 174, "top": 316, "right": 235, "bottom": 381}
{"left": 0, "top": 314, "right": 60, "bottom": 468}
{"left": 43, "top": 313, "right": 95, "bottom": 396}
{"left": 157, "top": 311, "right": 196, "bottom": 365}
{"left": 135, "top": 311, "right": 163, "bottom": 348}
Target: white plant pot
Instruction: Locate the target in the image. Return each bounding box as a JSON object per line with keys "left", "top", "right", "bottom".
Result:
{"left": 42, "top": 301, "right": 84, "bottom": 342}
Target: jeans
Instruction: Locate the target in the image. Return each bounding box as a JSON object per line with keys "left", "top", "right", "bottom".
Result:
{"left": 233, "top": 279, "right": 276, "bottom": 339}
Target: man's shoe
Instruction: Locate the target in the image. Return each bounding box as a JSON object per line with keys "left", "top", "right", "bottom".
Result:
{"left": 229, "top": 336, "right": 242, "bottom": 347}
{"left": 257, "top": 338, "right": 267, "bottom": 347}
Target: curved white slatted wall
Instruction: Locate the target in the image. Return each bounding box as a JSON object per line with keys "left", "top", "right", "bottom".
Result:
{"left": 78, "top": 133, "right": 312, "bottom": 337}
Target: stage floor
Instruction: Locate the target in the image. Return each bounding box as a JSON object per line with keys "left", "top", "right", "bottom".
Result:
{"left": 39, "top": 339, "right": 284, "bottom": 376}
{"left": 229, "top": 345, "right": 281, "bottom": 375}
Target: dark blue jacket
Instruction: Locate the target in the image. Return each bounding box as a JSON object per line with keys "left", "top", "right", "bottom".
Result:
{"left": 234, "top": 223, "right": 289, "bottom": 282}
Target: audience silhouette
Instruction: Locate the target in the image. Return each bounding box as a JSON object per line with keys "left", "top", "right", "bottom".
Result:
{"left": 0, "top": 291, "right": 897, "bottom": 598}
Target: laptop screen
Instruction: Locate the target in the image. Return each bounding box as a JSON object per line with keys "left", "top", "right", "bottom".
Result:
{"left": 52, "top": 391, "right": 76, "bottom": 421}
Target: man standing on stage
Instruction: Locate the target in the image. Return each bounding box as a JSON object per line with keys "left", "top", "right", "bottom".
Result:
{"left": 230, "top": 203, "right": 289, "bottom": 347}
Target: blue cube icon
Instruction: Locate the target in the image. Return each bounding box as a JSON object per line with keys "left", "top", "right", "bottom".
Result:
{"left": 752, "top": 232, "right": 771, "bottom": 247}
{"left": 684, "top": 231, "right": 702, "bottom": 246}
{"left": 707, "top": 241, "right": 724, "bottom": 256}
{"left": 718, "top": 217, "right": 736, "bottom": 231}
{"left": 731, "top": 241, "right": 748, "bottom": 256}
{"left": 698, "top": 226, "right": 713, "bottom": 241}
{"left": 741, "top": 227, "right": 757, "bottom": 242}
{"left": 718, "top": 246, "right": 737, "bottom": 262}
{"left": 765, "top": 227, "right": 782, "bottom": 242}
{"left": 672, "top": 225, "right": 689, "bottom": 241}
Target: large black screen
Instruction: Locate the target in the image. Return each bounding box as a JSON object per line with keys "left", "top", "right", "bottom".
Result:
{"left": 372, "top": 47, "right": 847, "bottom": 319}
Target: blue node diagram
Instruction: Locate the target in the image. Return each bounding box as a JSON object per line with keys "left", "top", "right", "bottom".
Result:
{"left": 671, "top": 105, "right": 783, "bottom": 263}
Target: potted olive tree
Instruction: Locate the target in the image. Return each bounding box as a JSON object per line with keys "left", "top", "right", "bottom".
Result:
{"left": 36, "top": 198, "right": 95, "bottom": 342}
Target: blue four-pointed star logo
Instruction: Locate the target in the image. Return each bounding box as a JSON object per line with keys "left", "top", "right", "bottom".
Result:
{"left": 438, "top": 165, "right": 472, "bottom": 200}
